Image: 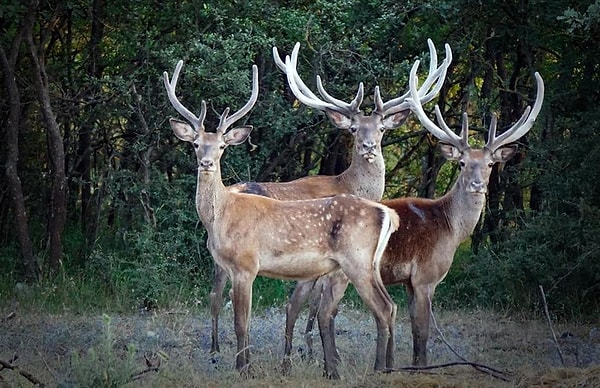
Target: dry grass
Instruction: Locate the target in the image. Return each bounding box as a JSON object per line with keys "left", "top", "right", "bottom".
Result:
{"left": 0, "top": 304, "right": 598, "bottom": 387}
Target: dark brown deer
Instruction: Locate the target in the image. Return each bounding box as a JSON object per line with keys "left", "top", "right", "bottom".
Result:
{"left": 287, "top": 65, "right": 545, "bottom": 367}
{"left": 164, "top": 61, "right": 401, "bottom": 379}
{"left": 209, "top": 40, "right": 452, "bottom": 363}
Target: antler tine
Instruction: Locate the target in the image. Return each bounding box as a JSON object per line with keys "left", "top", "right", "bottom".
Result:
{"left": 378, "top": 40, "right": 453, "bottom": 116}
{"left": 407, "top": 60, "right": 463, "bottom": 148}
{"left": 274, "top": 43, "right": 325, "bottom": 102}
{"left": 486, "top": 72, "right": 545, "bottom": 150}
{"left": 283, "top": 43, "right": 338, "bottom": 111}
{"left": 163, "top": 60, "right": 206, "bottom": 131}
{"left": 459, "top": 112, "right": 470, "bottom": 147}
{"left": 278, "top": 42, "right": 362, "bottom": 115}
{"left": 316, "top": 76, "right": 364, "bottom": 114}
{"left": 217, "top": 64, "right": 259, "bottom": 134}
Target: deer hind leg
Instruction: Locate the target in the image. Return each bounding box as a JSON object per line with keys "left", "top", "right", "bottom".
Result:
{"left": 210, "top": 263, "right": 229, "bottom": 353}
{"left": 282, "top": 278, "right": 316, "bottom": 374}
{"left": 231, "top": 272, "right": 255, "bottom": 376}
{"left": 350, "top": 273, "right": 397, "bottom": 372}
{"left": 406, "top": 283, "right": 434, "bottom": 366}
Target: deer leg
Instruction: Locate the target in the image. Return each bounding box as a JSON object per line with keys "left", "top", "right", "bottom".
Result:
{"left": 231, "top": 273, "right": 254, "bottom": 376}
{"left": 210, "top": 263, "right": 228, "bottom": 353}
{"left": 282, "top": 279, "right": 316, "bottom": 374}
{"left": 407, "top": 284, "right": 432, "bottom": 366}
{"left": 351, "top": 275, "right": 396, "bottom": 372}
{"left": 316, "top": 275, "right": 345, "bottom": 380}
{"left": 303, "top": 281, "right": 321, "bottom": 361}
{"left": 319, "top": 271, "right": 349, "bottom": 363}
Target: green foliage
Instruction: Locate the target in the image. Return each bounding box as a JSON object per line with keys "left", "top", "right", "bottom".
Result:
{"left": 70, "top": 314, "right": 137, "bottom": 387}
{"left": 2, "top": 0, "right": 600, "bottom": 323}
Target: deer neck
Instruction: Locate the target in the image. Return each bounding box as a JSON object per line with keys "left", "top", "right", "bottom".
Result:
{"left": 442, "top": 179, "right": 487, "bottom": 241}
{"left": 337, "top": 151, "right": 386, "bottom": 201}
{"left": 196, "top": 166, "right": 228, "bottom": 228}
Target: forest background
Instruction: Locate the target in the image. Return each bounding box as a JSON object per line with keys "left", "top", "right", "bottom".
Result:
{"left": 1, "top": 0, "right": 599, "bottom": 321}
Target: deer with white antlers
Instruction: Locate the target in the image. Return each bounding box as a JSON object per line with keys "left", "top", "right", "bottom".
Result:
{"left": 207, "top": 40, "right": 452, "bottom": 367}
{"left": 164, "top": 61, "right": 402, "bottom": 378}
{"left": 289, "top": 64, "right": 544, "bottom": 366}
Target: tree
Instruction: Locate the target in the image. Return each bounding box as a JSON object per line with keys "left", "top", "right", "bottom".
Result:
{"left": 0, "top": 2, "right": 37, "bottom": 279}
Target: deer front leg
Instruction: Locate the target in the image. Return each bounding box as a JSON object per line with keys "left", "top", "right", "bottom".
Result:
{"left": 316, "top": 271, "right": 350, "bottom": 364}
{"left": 282, "top": 278, "right": 316, "bottom": 373}
{"left": 231, "top": 272, "right": 254, "bottom": 376}
{"left": 316, "top": 277, "right": 343, "bottom": 380}
{"left": 210, "top": 263, "right": 229, "bottom": 353}
{"left": 407, "top": 284, "right": 433, "bottom": 366}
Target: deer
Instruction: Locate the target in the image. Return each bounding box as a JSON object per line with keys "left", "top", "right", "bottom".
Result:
{"left": 286, "top": 63, "right": 545, "bottom": 367}
{"left": 209, "top": 39, "right": 453, "bottom": 366}
{"left": 164, "top": 60, "right": 402, "bottom": 379}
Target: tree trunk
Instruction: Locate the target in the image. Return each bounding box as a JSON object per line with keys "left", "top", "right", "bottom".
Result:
{"left": 25, "top": 1, "right": 67, "bottom": 274}
{"left": 0, "top": 31, "right": 38, "bottom": 280}
{"left": 78, "top": 0, "right": 107, "bottom": 256}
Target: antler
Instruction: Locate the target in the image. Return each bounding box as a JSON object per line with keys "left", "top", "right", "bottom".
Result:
{"left": 274, "top": 42, "right": 363, "bottom": 115}
{"left": 374, "top": 39, "right": 453, "bottom": 116}
{"left": 485, "top": 72, "right": 544, "bottom": 150}
{"left": 216, "top": 64, "right": 259, "bottom": 134}
{"left": 406, "top": 59, "right": 468, "bottom": 150}
{"left": 408, "top": 61, "right": 545, "bottom": 152}
{"left": 163, "top": 60, "right": 207, "bottom": 131}
{"left": 273, "top": 39, "right": 452, "bottom": 117}
{"left": 164, "top": 61, "right": 259, "bottom": 134}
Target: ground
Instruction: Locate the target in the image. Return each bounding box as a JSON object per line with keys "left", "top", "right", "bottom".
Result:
{"left": 0, "top": 303, "right": 598, "bottom": 387}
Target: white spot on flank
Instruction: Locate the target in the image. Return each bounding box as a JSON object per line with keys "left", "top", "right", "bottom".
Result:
{"left": 326, "top": 214, "right": 332, "bottom": 220}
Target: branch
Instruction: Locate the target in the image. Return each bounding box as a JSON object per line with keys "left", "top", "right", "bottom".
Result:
{"left": 0, "top": 358, "right": 45, "bottom": 386}
{"left": 129, "top": 353, "right": 161, "bottom": 382}
{"left": 539, "top": 285, "right": 566, "bottom": 367}
{"left": 425, "top": 290, "right": 512, "bottom": 382}
{"left": 391, "top": 361, "right": 512, "bottom": 382}
{"left": 0, "top": 311, "right": 16, "bottom": 324}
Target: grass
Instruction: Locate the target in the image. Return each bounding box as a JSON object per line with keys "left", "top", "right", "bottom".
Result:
{"left": 1, "top": 302, "right": 598, "bottom": 387}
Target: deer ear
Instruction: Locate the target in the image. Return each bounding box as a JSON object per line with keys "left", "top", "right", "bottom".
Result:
{"left": 325, "top": 109, "right": 352, "bottom": 129}
{"left": 439, "top": 143, "right": 462, "bottom": 160}
{"left": 382, "top": 110, "right": 410, "bottom": 130}
{"left": 224, "top": 125, "right": 253, "bottom": 145}
{"left": 492, "top": 145, "right": 519, "bottom": 163}
{"left": 170, "top": 118, "right": 197, "bottom": 142}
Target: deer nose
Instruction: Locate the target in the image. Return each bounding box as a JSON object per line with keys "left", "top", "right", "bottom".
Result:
{"left": 200, "top": 159, "right": 214, "bottom": 169}
{"left": 470, "top": 180, "right": 486, "bottom": 192}
{"left": 363, "top": 141, "right": 377, "bottom": 152}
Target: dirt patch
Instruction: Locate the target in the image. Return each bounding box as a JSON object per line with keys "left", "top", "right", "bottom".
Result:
{"left": 1, "top": 304, "right": 598, "bottom": 387}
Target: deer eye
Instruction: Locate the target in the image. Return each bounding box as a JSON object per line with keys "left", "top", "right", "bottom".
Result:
{"left": 459, "top": 160, "right": 466, "bottom": 169}
{"left": 193, "top": 143, "right": 200, "bottom": 149}
{"left": 349, "top": 126, "right": 358, "bottom": 134}
{"left": 219, "top": 144, "right": 227, "bottom": 150}
{"left": 488, "top": 162, "right": 494, "bottom": 168}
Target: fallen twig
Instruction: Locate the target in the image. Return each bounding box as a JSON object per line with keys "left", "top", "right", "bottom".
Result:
{"left": 539, "top": 285, "right": 566, "bottom": 367}
{"left": 426, "top": 290, "right": 512, "bottom": 382}
{"left": 392, "top": 361, "right": 512, "bottom": 382}
{"left": 130, "top": 354, "right": 161, "bottom": 381}
{"left": 0, "top": 358, "right": 45, "bottom": 386}
{"left": 0, "top": 311, "right": 16, "bottom": 324}
{"left": 130, "top": 365, "right": 160, "bottom": 381}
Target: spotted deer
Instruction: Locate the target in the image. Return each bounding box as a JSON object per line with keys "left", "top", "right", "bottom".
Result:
{"left": 164, "top": 61, "right": 401, "bottom": 379}
{"left": 210, "top": 41, "right": 452, "bottom": 368}
{"left": 290, "top": 64, "right": 544, "bottom": 366}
